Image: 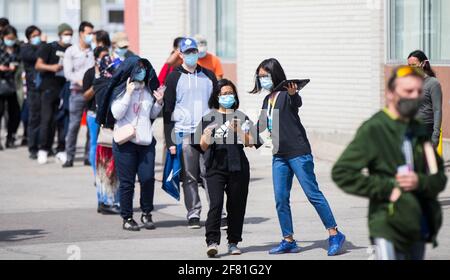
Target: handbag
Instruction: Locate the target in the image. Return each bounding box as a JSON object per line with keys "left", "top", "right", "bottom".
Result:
{"left": 113, "top": 91, "right": 143, "bottom": 145}
{"left": 97, "top": 127, "right": 114, "bottom": 148}
{"left": 0, "top": 78, "right": 16, "bottom": 97}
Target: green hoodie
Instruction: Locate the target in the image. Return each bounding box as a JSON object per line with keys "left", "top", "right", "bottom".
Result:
{"left": 332, "top": 110, "right": 447, "bottom": 253}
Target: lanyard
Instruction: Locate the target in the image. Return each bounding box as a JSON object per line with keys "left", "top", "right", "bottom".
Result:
{"left": 266, "top": 92, "right": 280, "bottom": 133}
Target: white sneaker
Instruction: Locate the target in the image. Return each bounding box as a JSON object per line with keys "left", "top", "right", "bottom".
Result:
{"left": 207, "top": 243, "right": 219, "bottom": 258}
{"left": 37, "top": 150, "right": 48, "bottom": 165}
{"left": 55, "top": 152, "right": 67, "bottom": 164}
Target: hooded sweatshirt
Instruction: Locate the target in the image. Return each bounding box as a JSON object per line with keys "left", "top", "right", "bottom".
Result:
{"left": 163, "top": 65, "right": 217, "bottom": 147}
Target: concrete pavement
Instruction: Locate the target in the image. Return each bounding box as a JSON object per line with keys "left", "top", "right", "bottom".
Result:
{"left": 1, "top": 119, "right": 449, "bottom": 260}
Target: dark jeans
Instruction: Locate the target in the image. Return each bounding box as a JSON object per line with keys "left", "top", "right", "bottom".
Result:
{"left": 39, "top": 88, "right": 60, "bottom": 151}
{"left": 113, "top": 140, "right": 156, "bottom": 220}
{"left": 27, "top": 90, "right": 41, "bottom": 153}
{"left": 205, "top": 157, "right": 250, "bottom": 246}
{"left": 0, "top": 93, "right": 21, "bottom": 140}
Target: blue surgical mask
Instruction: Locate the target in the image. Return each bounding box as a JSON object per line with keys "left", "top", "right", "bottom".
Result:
{"left": 91, "top": 42, "right": 97, "bottom": 50}
{"left": 184, "top": 53, "right": 199, "bottom": 67}
{"left": 219, "top": 95, "right": 236, "bottom": 109}
{"left": 134, "top": 68, "right": 146, "bottom": 82}
{"left": 115, "top": 47, "right": 127, "bottom": 58}
{"left": 259, "top": 77, "right": 273, "bottom": 91}
{"left": 4, "top": 39, "right": 15, "bottom": 47}
{"left": 31, "top": 36, "right": 41, "bottom": 46}
{"left": 84, "top": 34, "right": 93, "bottom": 45}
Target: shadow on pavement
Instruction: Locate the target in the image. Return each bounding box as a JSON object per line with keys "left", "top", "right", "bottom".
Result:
{"left": 242, "top": 239, "right": 365, "bottom": 256}
{"left": 0, "top": 229, "right": 48, "bottom": 243}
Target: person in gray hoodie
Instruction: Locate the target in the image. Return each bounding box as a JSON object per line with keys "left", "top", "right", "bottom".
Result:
{"left": 163, "top": 38, "right": 218, "bottom": 229}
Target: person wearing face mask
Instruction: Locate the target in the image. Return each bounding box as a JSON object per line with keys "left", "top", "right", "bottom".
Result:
{"left": 193, "top": 79, "right": 261, "bottom": 257}
{"left": 20, "top": 25, "right": 46, "bottom": 159}
{"left": 252, "top": 58, "right": 345, "bottom": 256}
{"left": 194, "top": 35, "right": 224, "bottom": 80}
{"left": 111, "top": 32, "right": 134, "bottom": 62}
{"left": 111, "top": 59, "right": 164, "bottom": 231}
{"left": 0, "top": 25, "right": 21, "bottom": 150}
{"left": 163, "top": 38, "right": 218, "bottom": 229}
{"left": 333, "top": 66, "right": 447, "bottom": 260}
{"left": 35, "top": 23, "right": 73, "bottom": 164}
{"left": 407, "top": 50, "right": 443, "bottom": 152}
{"left": 61, "top": 21, "right": 95, "bottom": 168}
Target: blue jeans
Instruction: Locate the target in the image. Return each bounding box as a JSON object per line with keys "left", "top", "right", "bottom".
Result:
{"left": 86, "top": 113, "right": 99, "bottom": 175}
{"left": 113, "top": 140, "right": 156, "bottom": 219}
{"left": 273, "top": 154, "right": 337, "bottom": 237}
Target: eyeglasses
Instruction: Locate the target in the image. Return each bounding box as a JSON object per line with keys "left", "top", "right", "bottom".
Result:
{"left": 395, "top": 66, "right": 425, "bottom": 78}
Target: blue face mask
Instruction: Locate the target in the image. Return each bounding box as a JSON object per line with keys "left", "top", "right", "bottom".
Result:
{"left": 134, "top": 68, "right": 146, "bottom": 82}
{"left": 219, "top": 95, "right": 236, "bottom": 109}
{"left": 115, "top": 47, "right": 127, "bottom": 58}
{"left": 91, "top": 42, "right": 97, "bottom": 50}
{"left": 84, "top": 34, "right": 93, "bottom": 45}
{"left": 259, "top": 77, "right": 273, "bottom": 91}
{"left": 184, "top": 53, "right": 199, "bottom": 67}
{"left": 31, "top": 36, "right": 41, "bottom": 46}
{"left": 4, "top": 39, "right": 15, "bottom": 47}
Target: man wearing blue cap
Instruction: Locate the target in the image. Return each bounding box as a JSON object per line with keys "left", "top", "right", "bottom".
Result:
{"left": 163, "top": 38, "right": 218, "bottom": 229}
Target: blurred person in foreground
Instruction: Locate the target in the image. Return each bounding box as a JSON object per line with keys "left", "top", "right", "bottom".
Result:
{"left": 332, "top": 66, "right": 447, "bottom": 260}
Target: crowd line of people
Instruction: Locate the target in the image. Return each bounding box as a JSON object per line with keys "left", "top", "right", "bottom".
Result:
{"left": 0, "top": 17, "right": 447, "bottom": 260}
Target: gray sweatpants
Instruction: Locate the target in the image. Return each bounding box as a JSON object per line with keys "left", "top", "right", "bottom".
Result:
{"left": 181, "top": 135, "right": 208, "bottom": 220}
{"left": 65, "top": 92, "right": 86, "bottom": 162}
{"left": 374, "top": 238, "right": 426, "bottom": 260}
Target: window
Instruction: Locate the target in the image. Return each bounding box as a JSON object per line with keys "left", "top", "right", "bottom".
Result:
{"left": 189, "top": 0, "right": 237, "bottom": 60}
{"left": 216, "top": 0, "right": 236, "bottom": 59}
{"left": 388, "top": 0, "right": 450, "bottom": 63}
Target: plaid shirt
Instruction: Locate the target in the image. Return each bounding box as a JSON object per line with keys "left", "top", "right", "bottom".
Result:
{"left": 0, "top": 43, "right": 20, "bottom": 81}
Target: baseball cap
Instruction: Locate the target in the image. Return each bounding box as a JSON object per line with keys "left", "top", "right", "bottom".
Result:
{"left": 112, "top": 32, "right": 129, "bottom": 48}
{"left": 180, "top": 38, "right": 198, "bottom": 53}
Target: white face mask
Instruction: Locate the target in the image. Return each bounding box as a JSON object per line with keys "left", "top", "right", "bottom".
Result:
{"left": 61, "top": 35, "right": 72, "bottom": 45}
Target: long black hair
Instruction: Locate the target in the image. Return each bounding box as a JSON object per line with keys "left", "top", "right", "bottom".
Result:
{"left": 209, "top": 79, "right": 240, "bottom": 110}
{"left": 408, "top": 50, "right": 436, "bottom": 78}
{"left": 249, "top": 58, "right": 287, "bottom": 94}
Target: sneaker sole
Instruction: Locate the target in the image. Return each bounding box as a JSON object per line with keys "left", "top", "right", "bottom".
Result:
{"left": 207, "top": 248, "right": 218, "bottom": 258}
{"left": 188, "top": 225, "right": 201, "bottom": 229}
{"left": 230, "top": 251, "right": 242, "bottom": 256}
{"left": 269, "top": 248, "right": 301, "bottom": 255}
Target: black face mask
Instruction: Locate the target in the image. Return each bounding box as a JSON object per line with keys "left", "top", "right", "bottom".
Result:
{"left": 396, "top": 98, "right": 421, "bottom": 119}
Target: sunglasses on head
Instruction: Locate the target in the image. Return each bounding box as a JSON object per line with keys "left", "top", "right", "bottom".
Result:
{"left": 395, "top": 66, "right": 425, "bottom": 78}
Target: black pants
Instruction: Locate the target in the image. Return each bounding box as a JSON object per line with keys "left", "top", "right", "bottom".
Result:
{"left": 113, "top": 140, "right": 156, "bottom": 220}
{"left": 39, "top": 88, "right": 61, "bottom": 151}
{"left": 205, "top": 160, "right": 250, "bottom": 246}
{"left": 0, "top": 93, "right": 21, "bottom": 141}
{"left": 27, "top": 90, "right": 41, "bottom": 153}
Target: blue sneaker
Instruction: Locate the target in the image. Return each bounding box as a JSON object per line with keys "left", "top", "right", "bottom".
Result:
{"left": 269, "top": 240, "right": 301, "bottom": 255}
{"left": 328, "top": 231, "right": 346, "bottom": 256}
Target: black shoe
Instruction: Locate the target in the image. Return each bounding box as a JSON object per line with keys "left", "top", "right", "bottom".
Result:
{"left": 97, "top": 203, "right": 104, "bottom": 213}
{"left": 221, "top": 217, "right": 228, "bottom": 230}
{"left": 141, "top": 213, "right": 156, "bottom": 230}
{"left": 123, "top": 218, "right": 140, "bottom": 231}
{"left": 29, "top": 152, "right": 38, "bottom": 160}
{"left": 100, "top": 204, "right": 121, "bottom": 215}
{"left": 5, "top": 138, "right": 15, "bottom": 149}
{"left": 62, "top": 160, "right": 74, "bottom": 168}
{"left": 21, "top": 138, "right": 28, "bottom": 146}
{"left": 188, "top": 218, "right": 201, "bottom": 229}
{"left": 84, "top": 159, "right": 91, "bottom": 166}
{"left": 48, "top": 149, "right": 56, "bottom": 158}
{"left": 0, "top": 143, "right": 3, "bottom": 151}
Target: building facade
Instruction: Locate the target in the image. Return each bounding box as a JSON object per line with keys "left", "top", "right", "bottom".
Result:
{"left": 0, "top": 0, "right": 125, "bottom": 41}
{"left": 129, "top": 0, "right": 450, "bottom": 157}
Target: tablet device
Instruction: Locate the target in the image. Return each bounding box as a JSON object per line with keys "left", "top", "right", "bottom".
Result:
{"left": 273, "top": 79, "right": 310, "bottom": 93}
